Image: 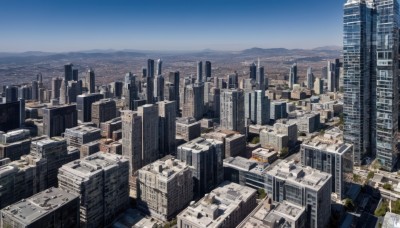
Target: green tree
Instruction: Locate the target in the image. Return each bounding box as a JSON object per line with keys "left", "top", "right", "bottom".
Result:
{"left": 251, "top": 136, "right": 260, "bottom": 144}
{"left": 258, "top": 188, "right": 267, "bottom": 199}
{"left": 367, "top": 171, "right": 374, "bottom": 179}
{"left": 353, "top": 174, "right": 361, "bottom": 183}
{"left": 382, "top": 183, "right": 393, "bottom": 191}
{"left": 375, "top": 201, "right": 389, "bottom": 217}
{"left": 280, "top": 147, "right": 289, "bottom": 158}
{"left": 344, "top": 198, "right": 355, "bottom": 211}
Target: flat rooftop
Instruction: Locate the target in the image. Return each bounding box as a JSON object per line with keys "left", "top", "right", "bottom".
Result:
{"left": 302, "top": 135, "right": 352, "bottom": 154}
{"left": 140, "top": 158, "right": 189, "bottom": 180}
{"left": 267, "top": 160, "right": 331, "bottom": 190}
{"left": 178, "top": 181, "right": 256, "bottom": 227}
{"left": 179, "top": 137, "right": 222, "bottom": 154}
{"left": 1, "top": 188, "right": 78, "bottom": 225}
{"left": 223, "top": 156, "right": 257, "bottom": 171}
{"left": 65, "top": 125, "right": 101, "bottom": 135}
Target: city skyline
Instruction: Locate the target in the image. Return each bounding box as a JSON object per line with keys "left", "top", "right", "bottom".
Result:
{"left": 0, "top": 0, "right": 344, "bottom": 52}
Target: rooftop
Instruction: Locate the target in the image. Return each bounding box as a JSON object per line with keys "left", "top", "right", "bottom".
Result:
{"left": 176, "top": 117, "right": 198, "bottom": 125}
{"left": 64, "top": 125, "right": 101, "bottom": 136}
{"left": 139, "top": 157, "right": 189, "bottom": 179}
{"left": 0, "top": 129, "right": 30, "bottom": 144}
{"left": 302, "top": 135, "right": 352, "bottom": 154}
{"left": 1, "top": 188, "right": 78, "bottom": 225}
{"left": 178, "top": 181, "right": 256, "bottom": 227}
{"left": 223, "top": 157, "right": 257, "bottom": 171}
{"left": 267, "top": 160, "right": 331, "bottom": 190}
{"left": 179, "top": 137, "right": 223, "bottom": 154}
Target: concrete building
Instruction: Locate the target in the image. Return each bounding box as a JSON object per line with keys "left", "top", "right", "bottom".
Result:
{"left": 176, "top": 117, "right": 201, "bottom": 142}
{"left": 203, "top": 129, "right": 246, "bottom": 158}
{"left": 220, "top": 89, "right": 245, "bottom": 134}
{"left": 264, "top": 160, "right": 332, "bottom": 228}
{"left": 121, "top": 110, "right": 142, "bottom": 175}
{"left": 80, "top": 140, "right": 100, "bottom": 158}
{"left": 0, "top": 129, "right": 31, "bottom": 161}
{"left": 31, "top": 137, "right": 79, "bottom": 188}
{"left": 137, "top": 104, "right": 159, "bottom": 166}
{"left": 251, "top": 148, "right": 278, "bottom": 164}
{"left": 289, "top": 111, "right": 320, "bottom": 133}
{"left": 0, "top": 154, "right": 47, "bottom": 209}
{"left": 270, "top": 101, "right": 287, "bottom": 122}
{"left": 314, "top": 78, "right": 323, "bottom": 95}
{"left": 288, "top": 63, "right": 298, "bottom": 89}
{"left": 91, "top": 98, "right": 117, "bottom": 127}
{"left": 177, "top": 181, "right": 257, "bottom": 228}
{"left": 382, "top": 212, "right": 400, "bottom": 228}
{"left": 301, "top": 135, "right": 353, "bottom": 199}
{"left": 100, "top": 117, "right": 122, "bottom": 139}
{"left": 245, "top": 90, "right": 270, "bottom": 125}
{"left": 76, "top": 93, "right": 104, "bottom": 123}
{"left": 43, "top": 104, "right": 78, "bottom": 137}
{"left": 260, "top": 128, "right": 288, "bottom": 152}
{"left": 182, "top": 83, "right": 204, "bottom": 120}
{"left": 0, "top": 188, "right": 80, "bottom": 228}
{"left": 177, "top": 137, "right": 224, "bottom": 198}
{"left": 158, "top": 101, "right": 176, "bottom": 157}
{"left": 238, "top": 199, "right": 306, "bottom": 228}
{"left": 58, "top": 152, "right": 129, "bottom": 228}
{"left": 64, "top": 125, "right": 101, "bottom": 148}
{"left": 137, "top": 157, "right": 193, "bottom": 221}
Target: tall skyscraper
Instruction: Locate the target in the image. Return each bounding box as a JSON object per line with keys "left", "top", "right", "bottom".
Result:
{"left": 5, "top": 86, "right": 18, "bottom": 103}
{"left": 91, "top": 99, "right": 117, "bottom": 127}
{"left": 314, "top": 78, "right": 324, "bottom": 95}
{"left": 123, "top": 72, "right": 138, "bottom": 110}
{"left": 51, "top": 77, "right": 63, "bottom": 100}
{"left": 205, "top": 61, "right": 212, "bottom": 78}
{"left": 245, "top": 90, "right": 270, "bottom": 125}
{"left": 327, "top": 70, "right": 336, "bottom": 92}
{"left": 87, "top": 69, "right": 96, "bottom": 93}
{"left": 167, "top": 72, "right": 180, "bottom": 115}
{"left": 43, "top": 105, "right": 78, "bottom": 137}
{"left": 182, "top": 83, "right": 204, "bottom": 120}
{"left": 153, "top": 75, "right": 165, "bottom": 102}
{"left": 64, "top": 63, "right": 73, "bottom": 81}
{"left": 72, "top": 69, "right": 79, "bottom": 81}
{"left": 249, "top": 62, "right": 257, "bottom": 80}
{"left": 343, "top": 0, "right": 375, "bottom": 167}
{"left": 256, "top": 60, "right": 265, "bottom": 90}
{"left": 158, "top": 101, "right": 176, "bottom": 157}
{"left": 121, "top": 110, "right": 143, "bottom": 174}
{"left": 220, "top": 89, "right": 245, "bottom": 134}
{"left": 306, "top": 67, "right": 314, "bottom": 89}
{"left": 31, "top": 81, "right": 39, "bottom": 101}
{"left": 59, "top": 79, "right": 68, "bottom": 104}
{"left": 197, "top": 61, "right": 203, "bottom": 83}
{"left": 288, "top": 63, "right": 297, "bottom": 89}
{"left": 157, "top": 59, "right": 162, "bottom": 76}
{"left": 147, "top": 59, "right": 155, "bottom": 78}
{"left": 138, "top": 104, "right": 159, "bottom": 166}
{"left": 76, "top": 93, "right": 103, "bottom": 123}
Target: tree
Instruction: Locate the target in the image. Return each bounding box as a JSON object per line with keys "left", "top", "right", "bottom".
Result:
{"left": 251, "top": 136, "right": 260, "bottom": 144}
{"left": 375, "top": 201, "right": 389, "bottom": 217}
{"left": 258, "top": 188, "right": 267, "bottom": 199}
{"left": 382, "top": 183, "right": 393, "bottom": 191}
{"left": 344, "top": 198, "right": 355, "bottom": 211}
{"left": 353, "top": 174, "right": 361, "bottom": 183}
{"left": 280, "top": 147, "right": 289, "bottom": 158}
{"left": 367, "top": 171, "right": 374, "bottom": 179}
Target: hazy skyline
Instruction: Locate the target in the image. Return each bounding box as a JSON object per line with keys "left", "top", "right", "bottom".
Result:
{"left": 0, "top": 0, "right": 344, "bottom": 52}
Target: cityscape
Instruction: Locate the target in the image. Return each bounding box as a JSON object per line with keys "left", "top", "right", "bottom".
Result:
{"left": 1, "top": 0, "right": 400, "bottom": 228}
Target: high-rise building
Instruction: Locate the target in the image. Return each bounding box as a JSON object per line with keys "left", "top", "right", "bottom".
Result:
{"left": 72, "top": 68, "right": 79, "bottom": 81}
{"left": 343, "top": 0, "right": 400, "bottom": 170}
{"left": 0, "top": 154, "right": 47, "bottom": 209}
{"left": 153, "top": 75, "right": 165, "bottom": 102}
{"left": 176, "top": 117, "right": 201, "bottom": 142}
{"left": 249, "top": 62, "right": 257, "bottom": 80}
{"left": 205, "top": 61, "right": 212, "bottom": 78}
{"left": 327, "top": 70, "right": 336, "bottom": 92}
{"left": 147, "top": 59, "right": 155, "bottom": 78}
{"left": 0, "top": 129, "right": 31, "bottom": 161}
{"left": 177, "top": 137, "right": 224, "bottom": 198}
{"left": 0, "top": 101, "right": 23, "bottom": 132}
{"left": 197, "top": 61, "right": 203, "bottom": 83}
{"left": 91, "top": 98, "right": 117, "bottom": 127}
{"left": 157, "top": 59, "right": 162, "bottom": 76}
{"left": 123, "top": 72, "right": 138, "bottom": 110}
{"left": 1, "top": 188, "right": 80, "bottom": 228}
{"left": 59, "top": 79, "right": 68, "bottom": 104}
{"left": 288, "top": 63, "right": 298, "bottom": 89}
{"left": 58, "top": 152, "right": 129, "bottom": 228}
{"left": 51, "top": 77, "right": 63, "bottom": 100}
{"left": 137, "top": 157, "right": 193, "bottom": 221}
{"left": 121, "top": 111, "right": 142, "bottom": 175}
{"left": 158, "top": 101, "right": 176, "bottom": 157}
{"left": 182, "top": 83, "right": 204, "bottom": 120}
{"left": 43, "top": 105, "right": 78, "bottom": 137}
{"left": 138, "top": 104, "right": 159, "bottom": 165}
{"left": 167, "top": 71, "right": 180, "bottom": 114}
{"left": 220, "top": 89, "right": 245, "bottom": 134}
{"left": 64, "top": 63, "right": 73, "bottom": 81}
{"left": 314, "top": 78, "right": 323, "bottom": 95}
{"left": 306, "top": 67, "right": 314, "bottom": 89}
{"left": 301, "top": 135, "right": 353, "bottom": 199}
{"left": 264, "top": 160, "right": 332, "bottom": 228}
{"left": 256, "top": 61, "right": 265, "bottom": 90}
{"left": 5, "top": 86, "right": 18, "bottom": 103}
{"left": 31, "top": 137, "right": 79, "bottom": 188}
{"left": 64, "top": 125, "right": 101, "bottom": 148}
{"left": 245, "top": 90, "right": 270, "bottom": 125}
{"left": 87, "top": 69, "right": 96, "bottom": 93}
{"left": 76, "top": 93, "right": 103, "bottom": 123}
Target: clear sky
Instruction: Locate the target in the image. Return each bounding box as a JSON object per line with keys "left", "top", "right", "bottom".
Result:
{"left": 0, "top": 0, "right": 344, "bottom": 52}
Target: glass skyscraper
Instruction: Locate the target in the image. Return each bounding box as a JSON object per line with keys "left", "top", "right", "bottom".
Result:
{"left": 343, "top": 0, "right": 399, "bottom": 171}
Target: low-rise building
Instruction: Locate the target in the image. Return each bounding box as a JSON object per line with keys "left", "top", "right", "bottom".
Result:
{"left": 64, "top": 125, "right": 101, "bottom": 148}
{"left": 0, "top": 188, "right": 80, "bottom": 228}
{"left": 0, "top": 129, "right": 31, "bottom": 161}
{"left": 203, "top": 129, "right": 246, "bottom": 158}
{"left": 251, "top": 148, "right": 278, "bottom": 164}
{"left": 100, "top": 117, "right": 122, "bottom": 139}
{"left": 176, "top": 117, "right": 201, "bottom": 142}
{"left": 177, "top": 181, "right": 257, "bottom": 228}
{"left": 137, "top": 157, "right": 193, "bottom": 221}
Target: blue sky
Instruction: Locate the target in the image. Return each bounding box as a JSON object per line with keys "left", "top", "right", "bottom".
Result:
{"left": 0, "top": 0, "right": 344, "bottom": 52}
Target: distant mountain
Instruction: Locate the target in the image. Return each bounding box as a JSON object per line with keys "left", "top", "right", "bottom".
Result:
{"left": 240, "top": 47, "right": 341, "bottom": 58}
{"left": 313, "top": 45, "right": 342, "bottom": 51}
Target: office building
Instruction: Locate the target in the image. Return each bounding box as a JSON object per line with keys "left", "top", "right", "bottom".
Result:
{"left": 197, "top": 61, "right": 203, "bottom": 83}
{"left": 157, "top": 59, "right": 162, "bottom": 76}
{"left": 177, "top": 137, "right": 224, "bottom": 197}
{"left": 58, "top": 152, "right": 129, "bottom": 228}
{"left": 51, "top": 77, "right": 63, "bottom": 99}
{"left": 167, "top": 71, "right": 180, "bottom": 115}
{"left": 256, "top": 60, "right": 266, "bottom": 90}
{"left": 220, "top": 89, "right": 245, "bottom": 134}
{"left": 291, "top": 111, "right": 321, "bottom": 133}
{"left": 177, "top": 181, "right": 257, "bottom": 228}
{"left": 289, "top": 63, "right": 297, "bottom": 89}
{"left": 137, "top": 157, "right": 193, "bottom": 221}
{"left": 270, "top": 101, "right": 287, "bottom": 122}
{"left": 138, "top": 104, "right": 159, "bottom": 165}
{"left": 64, "top": 63, "right": 73, "bottom": 81}
{"left": 5, "top": 86, "right": 18, "bottom": 103}
{"left": 0, "top": 101, "right": 22, "bottom": 132}
{"left": 203, "top": 129, "right": 246, "bottom": 158}
{"left": 158, "top": 101, "right": 176, "bottom": 157}
{"left": 147, "top": 59, "right": 155, "bottom": 78}
{"left": 76, "top": 93, "right": 103, "bottom": 123}
{"left": 245, "top": 90, "right": 270, "bottom": 125}
{"left": 251, "top": 148, "right": 278, "bottom": 164}
{"left": 182, "top": 83, "right": 204, "bottom": 120}
{"left": 0, "top": 154, "right": 47, "bottom": 209}
{"left": 0, "top": 188, "right": 80, "bottom": 228}
{"left": 264, "top": 160, "right": 332, "bottom": 228}
{"left": 0, "top": 129, "right": 31, "bottom": 161}
{"left": 87, "top": 69, "right": 96, "bottom": 93}
{"left": 123, "top": 72, "right": 139, "bottom": 110}
{"left": 153, "top": 75, "right": 164, "bottom": 102}
{"left": 91, "top": 98, "right": 117, "bottom": 127}
{"left": 314, "top": 77, "right": 324, "bottom": 95}
{"left": 249, "top": 62, "right": 257, "bottom": 80}
{"left": 31, "top": 137, "right": 79, "bottom": 188}
{"left": 121, "top": 111, "right": 142, "bottom": 175}
{"left": 43, "top": 104, "right": 78, "bottom": 137}
{"left": 205, "top": 61, "right": 211, "bottom": 78}
{"left": 306, "top": 67, "right": 314, "bottom": 89}
{"left": 176, "top": 117, "right": 201, "bottom": 142}
{"left": 100, "top": 117, "right": 122, "bottom": 139}
{"left": 64, "top": 125, "right": 101, "bottom": 148}
{"left": 301, "top": 135, "right": 353, "bottom": 199}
